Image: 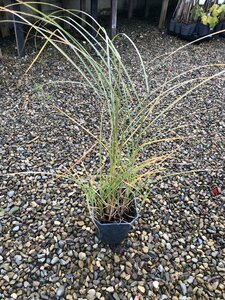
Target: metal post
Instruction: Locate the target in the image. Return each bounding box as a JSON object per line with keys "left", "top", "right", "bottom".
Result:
{"left": 159, "top": 0, "right": 169, "bottom": 30}
{"left": 110, "top": 0, "right": 117, "bottom": 38}
{"left": 11, "top": 0, "right": 25, "bottom": 57}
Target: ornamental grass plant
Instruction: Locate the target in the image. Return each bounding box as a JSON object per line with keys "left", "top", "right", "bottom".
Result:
{"left": 1, "top": 1, "right": 225, "bottom": 224}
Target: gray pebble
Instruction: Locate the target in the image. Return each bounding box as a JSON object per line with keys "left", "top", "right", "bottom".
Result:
{"left": 51, "top": 257, "right": 59, "bottom": 265}
{"left": 14, "top": 255, "right": 22, "bottom": 265}
{"left": 166, "top": 243, "right": 172, "bottom": 251}
{"left": 56, "top": 285, "right": 65, "bottom": 298}
{"left": 186, "top": 276, "right": 195, "bottom": 284}
{"left": 180, "top": 282, "right": 187, "bottom": 295}
{"left": 12, "top": 226, "right": 20, "bottom": 232}
{"left": 7, "top": 190, "right": 15, "bottom": 197}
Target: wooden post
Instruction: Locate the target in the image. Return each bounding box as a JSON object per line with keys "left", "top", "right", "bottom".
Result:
{"left": 159, "top": 0, "right": 169, "bottom": 29}
{"left": 110, "top": 0, "right": 117, "bottom": 38}
{"left": 37, "top": 0, "right": 42, "bottom": 12}
{"left": 0, "top": 0, "right": 10, "bottom": 38}
{"left": 128, "top": 0, "right": 134, "bottom": 19}
{"left": 80, "top": 0, "right": 86, "bottom": 27}
{"left": 144, "top": 0, "right": 151, "bottom": 19}
{"left": 91, "top": 0, "right": 98, "bottom": 32}
{"left": 11, "top": 0, "right": 25, "bottom": 57}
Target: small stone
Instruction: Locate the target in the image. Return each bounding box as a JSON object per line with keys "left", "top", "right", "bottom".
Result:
{"left": 3, "top": 275, "right": 10, "bottom": 282}
{"left": 78, "top": 260, "right": 84, "bottom": 268}
{"left": 211, "top": 251, "right": 219, "bottom": 257}
{"left": 143, "top": 246, "right": 148, "bottom": 253}
{"left": 9, "top": 206, "right": 20, "bottom": 215}
{"left": 24, "top": 281, "right": 30, "bottom": 288}
{"left": 58, "top": 240, "right": 65, "bottom": 248}
{"left": 15, "top": 255, "right": 22, "bottom": 265}
{"left": 78, "top": 252, "right": 86, "bottom": 260}
{"left": 180, "top": 282, "right": 187, "bottom": 295}
{"left": 192, "top": 258, "right": 198, "bottom": 263}
{"left": 166, "top": 243, "right": 172, "bottom": 251}
{"left": 114, "top": 255, "right": 120, "bottom": 263}
{"left": 51, "top": 257, "right": 59, "bottom": 265}
{"left": 206, "top": 281, "right": 219, "bottom": 291}
{"left": 163, "top": 233, "right": 169, "bottom": 241}
{"left": 12, "top": 226, "right": 20, "bottom": 232}
{"left": 187, "top": 276, "right": 194, "bottom": 284}
{"left": 31, "top": 201, "right": 39, "bottom": 208}
{"left": 178, "top": 238, "right": 185, "bottom": 244}
{"left": 138, "top": 285, "right": 145, "bottom": 293}
{"left": 11, "top": 293, "right": 17, "bottom": 299}
{"left": 7, "top": 190, "right": 15, "bottom": 197}
{"left": 77, "top": 221, "right": 85, "bottom": 226}
{"left": 106, "top": 287, "right": 114, "bottom": 293}
{"left": 60, "top": 259, "right": 69, "bottom": 266}
{"left": 113, "top": 293, "right": 120, "bottom": 300}
{"left": 56, "top": 286, "right": 65, "bottom": 298}
{"left": 38, "top": 257, "right": 46, "bottom": 263}
{"left": 87, "top": 289, "right": 96, "bottom": 300}
{"left": 153, "top": 281, "right": 159, "bottom": 289}
{"left": 54, "top": 221, "right": 60, "bottom": 226}
{"left": 8, "top": 272, "right": 14, "bottom": 279}
{"left": 33, "top": 281, "right": 40, "bottom": 287}
{"left": 93, "top": 244, "right": 98, "bottom": 249}
{"left": 158, "top": 264, "right": 164, "bottom": 272}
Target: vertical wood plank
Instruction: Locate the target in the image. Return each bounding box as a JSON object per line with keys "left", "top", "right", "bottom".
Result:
{"left": 91, "top": 0, "right": 98, "bottom": 31}
{"left": 159, "top": 0, "right": 169, "bottom": 29}
{"left": 0, "top": 0, "right": 10, "bottom": 38}
{"left": 37, "top": 0, "right": 42, "bottom": 12}
{"left": 144, "top": 0, "right": 151, "bottom": 19}
{"left": 80, "top": 0, "right": 86, "bottom": 27}
{"left": 11, "top": 0, "right": 25, "bottom": 57}
{"left": 110, "top": 0, "right": 117, "bottom": 38}
{"left": 128, "top": 0, "right": 134, "bottom": 19}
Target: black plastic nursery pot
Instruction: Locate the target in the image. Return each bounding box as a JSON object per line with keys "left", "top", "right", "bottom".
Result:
{"left": 174, "top": 22, "right": 182, "bottom": 35}
{"left": 197, "top": 23, "right": 210, "bottom": 37}
{"left": 168, "top": 19, "right": 176, "bottom": 33}
{"left": 215, "top": 22, "right": 223, "bottom": 33}
{"left": 180, "top": 23, "right": 197, "bottom": 37}
{"left": 93, "top": 199, "right": 138, "bottom": 245}
{"left": 219, "top": 22, "right": 225, "bottom": 37}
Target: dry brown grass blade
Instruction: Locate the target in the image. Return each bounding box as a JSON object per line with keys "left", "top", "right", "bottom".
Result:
{"left": 52, "top": 105, "right": 106, "bottom": 150}
{"left": 26, "top": 29, "right": 57, "bottom": 73}
{"left": 140, "top": 136, "right": 183, "bottom": 149}
{"left": 55, "top": 142, "right": 97, "bottom": 180}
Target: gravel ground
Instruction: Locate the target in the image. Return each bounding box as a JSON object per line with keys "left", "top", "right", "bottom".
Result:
{"left": 0, "top": 19, "right": 225, "bottom": 300}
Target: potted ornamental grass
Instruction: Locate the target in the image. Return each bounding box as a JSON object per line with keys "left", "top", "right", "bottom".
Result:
{"left": 1, "top": 1, "right": 224, "bottom": 245}
{"left": 1, "top": 1, "right": 169, "bottom": 244}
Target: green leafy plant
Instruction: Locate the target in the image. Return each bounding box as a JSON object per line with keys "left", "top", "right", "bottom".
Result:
{"left": 218, "top": 4, "right": 225, "bottom": 21}
{"left": 201, "top": 4, "right": 220, "bottom": 30}
{"left": 191, "top": 3, "right": 225, "bottom": 30}
{"left": 190, "top": 4, "right": 205, "bottom": 22}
